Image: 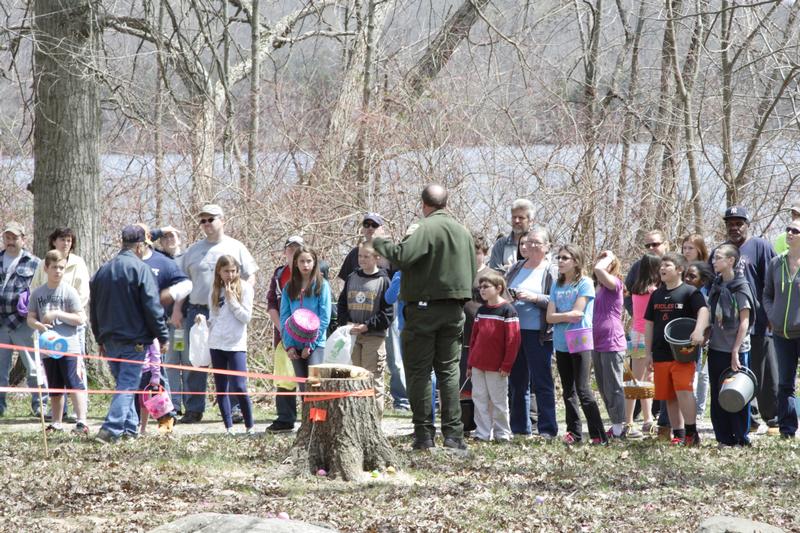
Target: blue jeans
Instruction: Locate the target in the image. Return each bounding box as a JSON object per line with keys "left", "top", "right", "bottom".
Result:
{"left": 175, "top": 304, "right": 210, "bottom": 413}
{"left": 386, "top": 314, "right": 410, "bottom": 409}
{"left": 708, "top": 349, "right": 751, "bottom": 445}
{"left": 102, "top": 341, "right": 146, "bottom": 438}
{"left": 210, "top": 349, "right": 254, "bottom": 429}
{"left": 509, "top": 331, "right": 556, "bottom": 436}
{"left": 0, "top": 323, "right": 46, "bottom": 413}
{"left": 774, "top": 335, "right": 800, "bottom": 437}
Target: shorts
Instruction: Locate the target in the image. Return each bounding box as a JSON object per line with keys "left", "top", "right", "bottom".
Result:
{"left": 653, "top": 360, "right": 696, "bottom": 401}
{"left": 628, "top": 331, "right": 647, "bottom": 359}
{"left": 43, "top": 356, "right": 85, "bottom": 396}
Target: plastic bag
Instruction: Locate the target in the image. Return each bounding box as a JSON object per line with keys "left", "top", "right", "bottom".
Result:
{"left": 273, "top": 342, "right": 297, "bottom": 391}
{"left": 323, "top": 325, "right": 354, "bottom": 365}
{"left": 189, "top": 316, "right": 211, "bottom": 367}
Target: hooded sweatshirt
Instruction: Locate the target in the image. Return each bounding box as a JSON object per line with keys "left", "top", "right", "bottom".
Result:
{"left": 707, "top": 273, "right": 755, "bottom": 353}
{"left": 763, "top": 254, "right": 800, "bottom": 340}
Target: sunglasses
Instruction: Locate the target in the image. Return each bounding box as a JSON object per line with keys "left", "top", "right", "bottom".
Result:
{"left": 786, "top": 227, "right": 800, "bottom": 235}
{"left": 644, "top": 242, "right": 663, "bottom": 249}
{"left": 478, "top": 284, "right": 495, "bottom": 290}
{"left": 556, "top": 255, "right": 573, "bottom": 262}
{"left": 362, "top": 221, "right": 380, "bottom": 229}
{"left": 199, "top": 217, "right": 216, "bottom": 224}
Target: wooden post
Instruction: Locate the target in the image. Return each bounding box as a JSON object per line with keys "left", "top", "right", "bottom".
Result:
{"left": 290, "top": 364, "right": 395, "bottom": 481}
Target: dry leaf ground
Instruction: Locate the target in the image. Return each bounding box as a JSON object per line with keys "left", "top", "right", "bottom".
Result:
{"left": 0, "top": 394, "right": 798, "bottom": 532}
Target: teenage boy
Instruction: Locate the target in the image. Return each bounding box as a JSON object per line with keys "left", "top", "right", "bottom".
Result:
{"left": 27, "top": 250, "right": 89, "bottom": 434}
{"left": 644, "top": 253, "right": 708, "bottom": 446}
{"left": 337, "top": 242, "right": 394, "bottom": 415}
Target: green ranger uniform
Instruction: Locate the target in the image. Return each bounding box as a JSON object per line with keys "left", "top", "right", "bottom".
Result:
{"left": 373, "top": 210, "right": 476, "bottom": 441}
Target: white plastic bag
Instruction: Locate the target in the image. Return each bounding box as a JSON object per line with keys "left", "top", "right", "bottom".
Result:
{"left": 189, "top": 316, "right": 211, "bottom": 367}
{"left": 324, "top": 325, "right": 354, "bottom": 365}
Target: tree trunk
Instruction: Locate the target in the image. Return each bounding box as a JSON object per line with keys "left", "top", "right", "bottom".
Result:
{"left": 290, "top": 364, "right": 395, "bottom": 481}
{"left": 31, "top": 0, "right": 110, "bottom": 385}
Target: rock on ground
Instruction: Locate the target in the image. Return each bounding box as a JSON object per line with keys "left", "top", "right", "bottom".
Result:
{"left": 697, "top": 515, "right": 784, "bottom": 533}
{"left": 149, "top": 513, "right": 338, "bottom": 533}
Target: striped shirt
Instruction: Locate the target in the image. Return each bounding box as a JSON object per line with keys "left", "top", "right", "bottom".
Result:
{"left": 467, "top": 301, "right": 521, "bottom": 373}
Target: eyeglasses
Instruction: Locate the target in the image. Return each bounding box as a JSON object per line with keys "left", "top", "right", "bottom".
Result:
{"left": 199, "top": 217, "right": 216, "bottom": 225}
{"left": 478, "top": 284, "right": 494, "bottom": 290}
{"left": 556, "top": 255, "right": 573, "bottom": 262}
{"left": 786, "top": 227, "right": 800, "bottom": 235}
{"left": 362, "top": 221, "right": 380, "bottom": 229}
{"left": 644, "top": 242, "right": 663, "bottom": 249}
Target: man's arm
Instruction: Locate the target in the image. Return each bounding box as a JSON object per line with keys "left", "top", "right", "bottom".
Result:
{"left": 372, "top": 223, "right": 428, "bottom": 269}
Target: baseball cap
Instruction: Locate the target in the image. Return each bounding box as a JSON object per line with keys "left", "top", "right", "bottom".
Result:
{"left": 198, "top": 204, "right": 224, "bottom": 217}
{"left": 285, "top": 235, "right": 304, "bottom": 248}
{"left": 790, "top": 204, "right": 800, "bottom": 215}
{"left": 121, "top": 224, "right": 147, "bottom": 244}
{"left": 161, "top": 225, "right": 181, "bottom": 236}
{"left": 2, "top": 221, "right": 24, "bottom": 236}
{"left": 723, "top": 206, "right": 750, "bottom": 223}
{"left": 362, "top": 212, "right": 384, "bottom": 226}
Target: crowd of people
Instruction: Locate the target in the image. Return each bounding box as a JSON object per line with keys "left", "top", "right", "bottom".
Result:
{"left": 0, "top": 189, "right": 799, "bottom": 451}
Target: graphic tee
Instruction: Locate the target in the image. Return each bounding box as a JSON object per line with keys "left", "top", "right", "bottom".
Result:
{"left": 550, "top": 276, "right": 595, "bottom": 353}
{"left": 644, "top": 283, "right": 707, "bottom": 362}
{"left": 29, "top": 283, "right": 82, "bottom": 353}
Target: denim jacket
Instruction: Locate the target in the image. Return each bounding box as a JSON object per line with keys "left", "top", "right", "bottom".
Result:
{"left": 0, "top": 250, "right": 39, "bottom": 330}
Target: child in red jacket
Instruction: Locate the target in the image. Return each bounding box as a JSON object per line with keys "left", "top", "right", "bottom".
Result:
{"left": 468, "top": 271, "right": 521, "bottom": 441}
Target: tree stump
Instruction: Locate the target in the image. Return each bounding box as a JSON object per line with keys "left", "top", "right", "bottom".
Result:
{"left": 290, "top": 364, "right": 395, "bottom": 481}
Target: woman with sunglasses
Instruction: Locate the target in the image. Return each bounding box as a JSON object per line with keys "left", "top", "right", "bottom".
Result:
{"left": 506, "top": 228, "right": 557, "bottom": 439}
{"left": 547, "top": 244, "right": 607, "bottom": 444}
{"left": 763, "top": 220, "right": 800, "bottom": 438}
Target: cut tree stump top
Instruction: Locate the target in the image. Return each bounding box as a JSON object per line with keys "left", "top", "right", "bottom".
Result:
{"left": 308, "top": 364, "right": 371, "bottom": 380}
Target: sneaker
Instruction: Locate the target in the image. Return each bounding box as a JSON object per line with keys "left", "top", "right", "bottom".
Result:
{"left": 72, "top": 422, "right": 89, "bottom": 436}
{"left": 65, "top": 413, "right": 78, "bottom": 423}
{"left": 641, "top": 421, "right": 656, "bottom": 436}
{"left": 121, "top": 432, "right": 140, "bottom": 441}
{"left": 178, "top": 411, "right": 203, "bottom": 424}
{"left": 411, "top": 437, "right": 435, "bottom": 450}
{"left": 266, "top": 421, "right": 295, "bottom": 433}
{"left": 95, "top": 428, "right": 118, "bottom": 444}
{"left": 45, "top": 424, "right": 64, "bottom": 433}
{"left": 657, "top": 425, "right": 672, "bottom": 441}
{"left": 670, "top": 437, "right": 684, "bottom": 446}
{"left": 684, "top": 433, "right": 701, "bottom": 447}
{"left": 590, "top": 437, "right": 607, "bottom": 446}
{"left": 562, "top": 433, "right": 578, "bottom": 445}
{"left": 245, "top": 427, "right": 256, "bottom": 436}
{"left": 225, "top": 427, "right": 236, "bottom": 436}
{"left": 625, "top": 424, "right": 644, "bottom": 439}
{"left": 606, "top": 427, "right": 625, "bottom": 439}
{"left": 443, "top": 437, "right": 468, "bottom": 450}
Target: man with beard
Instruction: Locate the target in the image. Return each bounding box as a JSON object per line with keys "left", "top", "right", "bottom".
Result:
{"left": 488, "top": 199, "right": 534, "bottom": 272}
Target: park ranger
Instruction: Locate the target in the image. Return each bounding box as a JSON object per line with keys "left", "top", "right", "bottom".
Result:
{"left": 372, "top": 184, "right": 476, "bottom": 451}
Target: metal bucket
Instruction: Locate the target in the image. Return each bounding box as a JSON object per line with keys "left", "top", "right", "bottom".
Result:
{"left": 664, "top": 318, "right": 700, "bottom": 363}
{"left": 719, "top": 367, "right": 758, "bottom": 413}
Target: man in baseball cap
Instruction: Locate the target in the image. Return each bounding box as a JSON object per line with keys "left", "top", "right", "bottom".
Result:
{"left": 714, "top": 205, "right": 779, "bottom": 432}
{"left": 0, "top": 221, "right": 45, "bottom": 417}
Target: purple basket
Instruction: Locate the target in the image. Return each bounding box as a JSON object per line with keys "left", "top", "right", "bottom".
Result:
{"left": 285, "top": 308, "right": 320, "bottom": 345}
{"left": 565, "top": 327, "right": 593, "bottom": 354}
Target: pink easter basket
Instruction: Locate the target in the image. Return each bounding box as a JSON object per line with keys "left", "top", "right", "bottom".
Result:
{"left": 142, "top": 385, "right": 174, "bottom": 420}
{"left": 565, "top": 327, "right": 594, "bottom": 354}
{"left": 285, "top": 308, "right": 320, "bottom": 345}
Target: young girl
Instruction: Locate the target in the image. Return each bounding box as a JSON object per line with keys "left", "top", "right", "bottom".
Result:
{"left": 592, "top": 251, "right": 627, "bottom": 439}
{"left": 279, "top": 246, "right": 331, "bottom": 382}
{"left": 697, "top": 244, "right": 754, "bottom": 446}
{"left": 625, "top": 253, "right": 661, "bottom": 436}
{"left": 546, "top": 244, "right": 607, "bottom": 445}
{"left": 204, "top": 255, "right": 255, "bottom": 435}
{"left": 685, "top": 261, "right": 714, "bottom": 420}
{"left": 467, "top": 271, "right": 521, "bottom": 442}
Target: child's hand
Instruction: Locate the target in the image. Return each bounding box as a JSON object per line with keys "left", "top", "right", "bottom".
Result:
{"left": 730, "top": 354, "right": 741, "bottom": 372}
{"left": 287, "top": 347, "right": 299, "bottom": 360}
{"left": 301, "top": 347, "right": 311, "bottom": 359}
{"left": 225, "top": 283, "right": 237, "bottom": 303}
{"left": 350, "top": 324, "right": 368, "bottom": 334}
{"left": 690, "top": 329, "right": 705, "bottom": 346}
{"left": 466, "top": 368, "right": 472, "bottom": 378}
{"left": 41, "top": 310, "right": 58, "bottom": 324}
{"left": 194, "top": 315, "right": 204, "bottom": 325}
{"left": 500, "top": 370, "right": 510, "bottom": 378}
{"left": 35, "top": 322, "right": 52, "bottom": 333}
